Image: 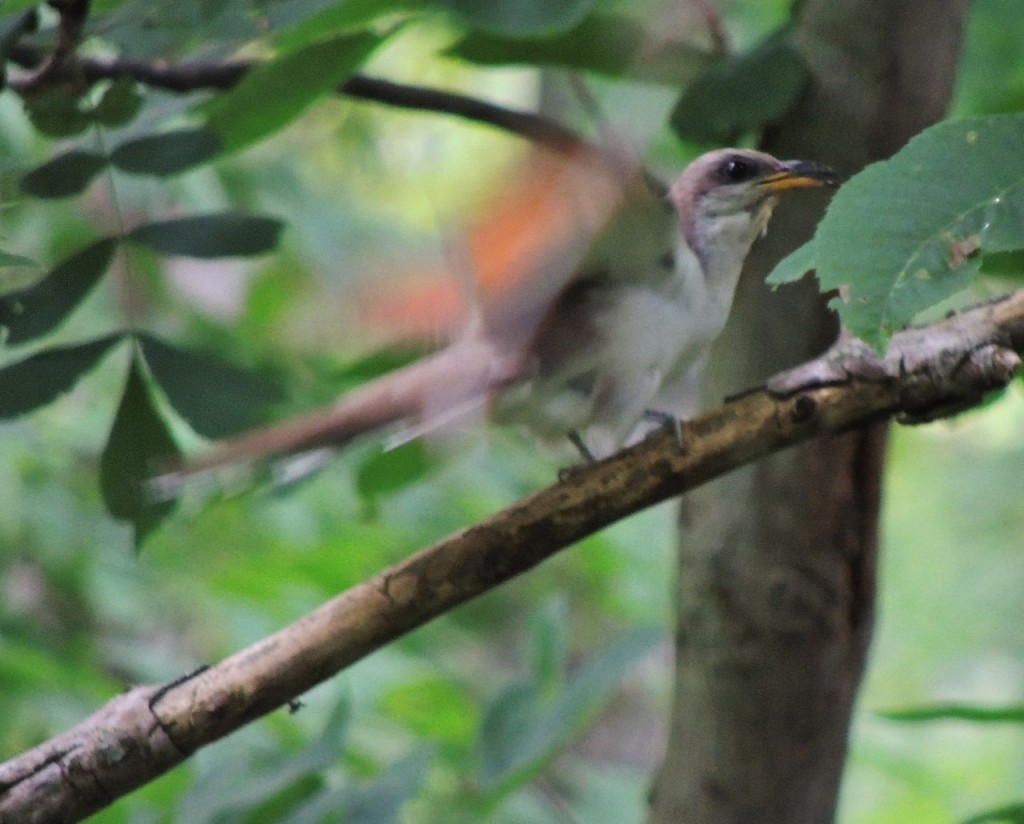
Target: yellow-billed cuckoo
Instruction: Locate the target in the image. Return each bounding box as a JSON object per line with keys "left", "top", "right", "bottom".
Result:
{"left": 157, "top": 147, "right": 836, "bottom": 489}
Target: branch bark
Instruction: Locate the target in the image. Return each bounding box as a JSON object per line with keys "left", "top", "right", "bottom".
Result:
{"left": 2, "top": 290, "right": 1021, "bottom": 823}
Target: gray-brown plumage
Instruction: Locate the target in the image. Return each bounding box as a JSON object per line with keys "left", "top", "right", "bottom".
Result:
{"left": 156, "top": 148, "right": 836, "bottom": 490}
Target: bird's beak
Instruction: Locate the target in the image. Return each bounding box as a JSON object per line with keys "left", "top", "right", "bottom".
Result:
{"left": 757, "top": 160, "right": 840, "bottom": 192}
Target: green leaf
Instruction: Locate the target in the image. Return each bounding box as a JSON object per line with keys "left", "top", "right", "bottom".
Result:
{"left": 477, "top": 627, "right": 661, "bottom": 791}
{"left": 91, "top": 78, "right": 144, "bottom": 127}
{"left": 807, "top": 113, "right": 1024, "bottom": 349}
{"left": 766, "top": 238, "right": 817, "bottom": 286}
{"left": 180, "top": 704, "right": 346, "bottom": 822}
{"left": 447, "top": 13, "right": 708, "bottom": 82}
{"left": 0, "top": 334, "right": 123, "bottom": 418}
{"left": 341, "top": 748, "right": 432, "bottom": 822}
{"left": 100, "top": 354, "right": 180, "bottom": 547}
{"left": 110, "top": 127, "right": 223, "bottom": 176}
{"left": 670, "top": 30, "right": 808, "bottom": 144}
{"left": 0, "top": 238, "right": 117, "bottom": 344}
{"left": 19, "top": 150, "right": 109, "bottom": 198}
{"left": 879, "top": 703, "right": 1024, "bottom": 723}
{"left": 434, "top": 0, "right": 597, "bottom": 36}
{"left": 274, "top": 0, "right": 416, "bottom": 53}
{"left": 380, "top": 678, "right": 476, "bottom": 747}
{"left": 138, "top": 334, "right": 283, "bottom": 438}
{"left": 127, "top": 213, "right": 284, "bottom": 258}
{"left": 529, "top": 598, "right": 569, "bottom": 690}
{"left": 963, "top": 803, "right": 1024, "bottom": 824}
{"left": 205, "top": 32, "right": 383, "bottom": 154}
{"left": 0, "top": 249, "right": 38, "bottom": 268}
{"left": 356, "top": 440, "right": 434, "bottom": 514}
{"left": 22, "top": 92, "right": 92, "bottom": 137}
{"left": 478, "top": 681, "right": 543, "bottom": 788}
{"left": 982, "top": 249, "right": 1024, "bottom": 280}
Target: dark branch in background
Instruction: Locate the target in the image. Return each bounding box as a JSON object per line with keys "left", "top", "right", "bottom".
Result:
{"left": 15, "top": 0, "right": 90, "bottom": 88}
{"left": 6, "top": 42, "right": 585, "bottom": 150}
{"left": 1, "top": 290, "right": 1022, "bottom": 823}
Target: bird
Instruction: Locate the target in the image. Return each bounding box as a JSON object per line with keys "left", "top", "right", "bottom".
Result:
{"left": 153, "top": 146, "right": 837, "bottom": 492}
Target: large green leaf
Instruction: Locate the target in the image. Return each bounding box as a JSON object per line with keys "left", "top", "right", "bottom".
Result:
{"left": 110, "top": 127, "right": 223, "bottom": 176}
{"left": 138, "top": 334, "right": 283, "bottom": 438}
{"left": 204, "top": 32, "right": 383, "bottom": 153}
{"left": 447, "top": 13, "right": 708, "bottom": 83}
{"left": 127, "top": 213, "right": 284, "bottom": 258}
{"left": 771, "top": 113, "right": 1024, "bottom": 349}
{"left": 0, "top": 334, "right": 123, "bottom": 418}
{"left": 100, "top": 354, "right": 180, "bottom": 547}
{"left": 670, "top": 30, "right": 808, "bottom": 144}
{"left": 0, "top": 238, "right": 117, "bottom": 344}
{"left": 766, "top": 237, "right": 817, "bottom": 287}
{"left": 434, "top": 0, "right": 597, "bottom": 36}
{"left": 19, "top": 150, "right": 109, "bottom": 198}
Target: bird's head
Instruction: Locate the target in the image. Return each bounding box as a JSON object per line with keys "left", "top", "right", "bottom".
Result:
{"left": 669, "top": 148, "right": 838, "bottom": 270}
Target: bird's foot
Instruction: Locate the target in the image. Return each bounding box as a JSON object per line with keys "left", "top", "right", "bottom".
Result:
{"left": 557, "top": 431, "right": 596, "bottom": 482}
{"left": 642, "top": 409, "right": 686, "bottom": 453}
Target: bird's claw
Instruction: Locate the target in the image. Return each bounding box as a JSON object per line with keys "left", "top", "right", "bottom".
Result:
{"left": 643, "top": 409, "right": 686, "bottom": 453}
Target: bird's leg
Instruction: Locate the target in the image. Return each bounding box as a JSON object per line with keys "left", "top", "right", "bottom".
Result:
{"left": 642, "top": 409, "right": 686, "bottom": 453}
{"left": 557, "top": 430, "right": 597, "bottom": 481}
{"left": 567, "top": 429, "right": 598, "bottom": 463}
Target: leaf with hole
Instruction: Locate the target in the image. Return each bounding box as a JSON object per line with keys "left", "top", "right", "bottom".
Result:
{"left": 0, "top": 334, "right": 123, "bottom": 418}
{"left": 20, "top": 150, "right": 109, "bottom": 198}
{"left": 776, "top": 112, "right": 1024, "bottom": 349}
{"left": 0, "top": 238, "right": 117, "bottom": 344}
{"left": 127, "top": 213, "right": 284, "bottom": 258}
{"left": 110, "top": 127, "right": 223, "bottom": 176}
{"left": 138, "top": 334, "right": 283, "bottom": 438}
{"left": 100, "top": 355, "right": 180, "bottom": 547}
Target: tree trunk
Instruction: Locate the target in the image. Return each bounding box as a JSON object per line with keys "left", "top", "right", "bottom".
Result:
{"left": 647, "top": 2, "right": 969, "bottom": 822}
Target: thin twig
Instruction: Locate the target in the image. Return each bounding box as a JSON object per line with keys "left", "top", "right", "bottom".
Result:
{"left": 7, "top": 42, "right": 584, "bottom": 150}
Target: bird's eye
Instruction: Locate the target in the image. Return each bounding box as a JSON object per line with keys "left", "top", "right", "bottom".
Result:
{"left": 720, "top": 158, "right": 757, "bottom": 183}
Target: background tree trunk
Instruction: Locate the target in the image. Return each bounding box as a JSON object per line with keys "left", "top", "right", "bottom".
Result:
{"left": 648, "top": 1, "right": 970, "bottom": 821}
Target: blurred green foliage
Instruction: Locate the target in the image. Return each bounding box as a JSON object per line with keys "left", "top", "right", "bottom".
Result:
{"left": 0, "top": 0, "right": 1022, "bottom": 822}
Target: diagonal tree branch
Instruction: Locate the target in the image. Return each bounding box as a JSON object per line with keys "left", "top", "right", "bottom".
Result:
{"left": 1, "top": 289, "right": 1022, "bottom": 822}
{"left": 6, "top": 42, "right": 585, "bottom": 150}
